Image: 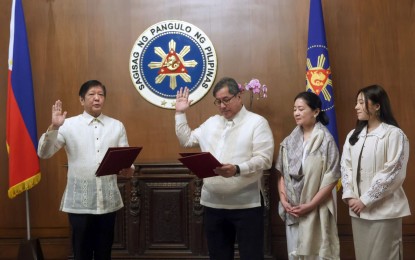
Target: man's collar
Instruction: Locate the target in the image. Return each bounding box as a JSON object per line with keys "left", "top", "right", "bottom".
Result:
{"left": 82, "top": 111, "right": 105, "bottom": 124}
{"left": 222, "top": 105, "right": 247, "bottom": 125}
{"left": 233, "top": 105, "right": 247, "bottom": 124}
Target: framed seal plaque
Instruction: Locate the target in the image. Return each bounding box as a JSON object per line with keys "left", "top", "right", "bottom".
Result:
{"left": 129, "top": 20, "right": 218, "bottom": 109}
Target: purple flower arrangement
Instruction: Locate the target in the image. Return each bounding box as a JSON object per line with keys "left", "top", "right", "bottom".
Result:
{"left": 238, "top": 78, "right": 267, "bottom": 109}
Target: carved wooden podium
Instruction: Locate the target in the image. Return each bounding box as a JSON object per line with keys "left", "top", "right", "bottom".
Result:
{"left": 72, "top": 162, "right": 274, "bottom": 259}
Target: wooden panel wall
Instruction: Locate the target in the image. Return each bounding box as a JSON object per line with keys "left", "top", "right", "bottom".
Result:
{"left": 0, "top": 0, "right": 414, "bottom": 259}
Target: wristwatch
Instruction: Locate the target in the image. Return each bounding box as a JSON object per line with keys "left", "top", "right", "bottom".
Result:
{"left": 234, "top": 165, "right": 240, "bottom": 177}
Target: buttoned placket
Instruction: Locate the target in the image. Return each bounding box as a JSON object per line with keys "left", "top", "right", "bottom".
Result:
{"left": 356, "top": 135, "right": 367, "bottom": 196}
{"left": 214, "top": 120, "right": 234, "bottom": 160}
{"left": 92, "top": 118, "right": 104, "bottom": 210}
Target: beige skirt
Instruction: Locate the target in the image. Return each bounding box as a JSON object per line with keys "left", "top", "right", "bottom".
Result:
{"left": 286, "top": 223, "right": 324, "bottom": 260}
{"left": 351, "top": 217, "right": 402, "bottom": 260}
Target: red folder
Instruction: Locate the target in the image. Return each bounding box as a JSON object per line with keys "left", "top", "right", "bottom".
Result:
{"left": 95, "top": 147, "right": 142, "bottom": 177}
{"left": 178, "top": 152, "right": 222, "bottom": 178}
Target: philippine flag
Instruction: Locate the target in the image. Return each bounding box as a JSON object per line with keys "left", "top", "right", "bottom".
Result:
{"left": 7, "top": 0, "right": 41, "bottom": 199}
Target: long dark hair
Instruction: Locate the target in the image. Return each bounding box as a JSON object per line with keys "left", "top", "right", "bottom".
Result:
{"left": 349, "top": 84, "right": 399, "bottom": 145}
{"left": 294, "top": 91, "right": 329, "bottom": 125}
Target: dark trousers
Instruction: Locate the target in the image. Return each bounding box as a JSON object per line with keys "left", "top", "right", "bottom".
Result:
{"left": 68, "top": 212, "right": 117, "bottom": 260}
{"left": 204, "top": 206, "right": 264, "bottom": 260}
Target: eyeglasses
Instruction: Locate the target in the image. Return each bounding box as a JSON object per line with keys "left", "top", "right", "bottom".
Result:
{"left": 213, "top": 95, "right": 236, "bottom": 107}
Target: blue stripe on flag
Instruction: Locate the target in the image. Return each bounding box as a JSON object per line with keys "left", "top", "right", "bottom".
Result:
{"left": 11, "top": 0, "right": 38, "bottom": 148}
{"left": 306, "top": 0, "right": 339, "bottom": 145}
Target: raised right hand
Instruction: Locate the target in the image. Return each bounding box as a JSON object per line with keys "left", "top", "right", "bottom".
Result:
{"left": 175, "top": 87, "right": 193, "bottom": 113}
{"left": 50, "top": 100, "right": 67, "bottom": 130}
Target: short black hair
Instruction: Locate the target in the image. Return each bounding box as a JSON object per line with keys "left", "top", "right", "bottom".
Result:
{"left": 79, "top": 80, "right": 106, "bottom": 99}
{"left": 212, "top": 77, "right": 240, "bottom": 97}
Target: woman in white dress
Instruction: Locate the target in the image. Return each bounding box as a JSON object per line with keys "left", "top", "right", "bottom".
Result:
{"left": 341, "top": 84, "right": 411, "bottom": 260}
{"left": 277, "top": 91, "right": 340, "bottom": 260}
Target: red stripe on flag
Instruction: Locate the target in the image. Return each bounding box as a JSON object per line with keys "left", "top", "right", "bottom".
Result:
{"left": 7, "top": 71, "right": 41, "bottom": 198}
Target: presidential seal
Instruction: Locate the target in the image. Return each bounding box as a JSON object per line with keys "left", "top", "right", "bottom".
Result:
{"left": 129, "top": 20, "right": 217, "bottom": 109}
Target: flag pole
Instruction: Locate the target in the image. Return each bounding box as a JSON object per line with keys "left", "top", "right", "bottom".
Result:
{"left": 17, "top": 190, "right": 44, "bottom": 260}
{"left": 25, "top": 191, "right": 31, "bottom": 240}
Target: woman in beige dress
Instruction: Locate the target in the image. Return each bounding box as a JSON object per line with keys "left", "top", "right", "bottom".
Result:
{"left": 277, "top": 91, "right": 340, "bottom": 260}
{"left": 341, "top": 84, "right": 411, "bottom": 260}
